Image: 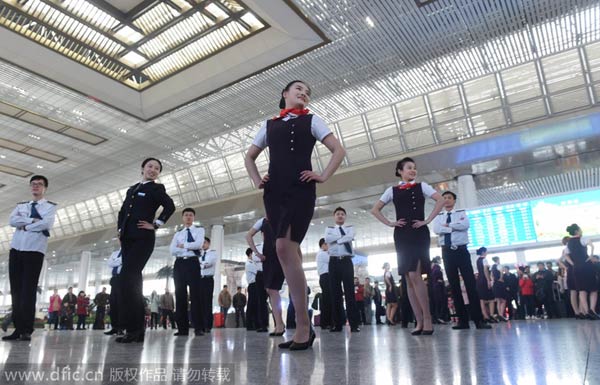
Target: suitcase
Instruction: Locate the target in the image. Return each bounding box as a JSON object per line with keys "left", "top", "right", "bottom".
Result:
{"left": 313, "top": 314, "right": 321, "bottom": 327}
{"left": 213, "top": 313, "right": 225, "bottom": 328}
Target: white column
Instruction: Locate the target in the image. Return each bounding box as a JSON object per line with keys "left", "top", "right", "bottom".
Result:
{"left": 211, "top": 225, "right": 224, "bottom": 310}
{"left": 78, "top": 251, "right": 92, "bottom": 292}
{"left": 457, "top": 174, "right": 478, "bottom": 209}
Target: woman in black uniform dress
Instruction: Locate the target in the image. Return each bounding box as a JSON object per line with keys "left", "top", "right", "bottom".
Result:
{"left": 491, "top": 256, "right": 508, "bottom": 321}
{"left": 475, "top": 247, "right": 495, "bottom": 323}
{"left": 245, "top": 81, "right": 345, "bottom": 350}
{"left": 383, "top": 262, "right": 398, "bottom": 325}
{"left": 559, "top": 236, "right": 580, "bottom": 317}
{"left": 116, "top": 158, "right": 175, "bottom": 343}
{"left": 565, "top": 224, "right": 598, "bottom": 319}
{"left": 371, "top": 157, "right": 444, "bottom": 335}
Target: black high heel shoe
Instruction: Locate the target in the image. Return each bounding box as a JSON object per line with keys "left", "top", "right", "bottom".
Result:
{"left": 410, "top": 328, "right": 423, "bottom": 336}
{"left": 269, "top": 329, "right": 286, "bottom": 337}
{"left": 289, "top": 330, "right": 316, "bottom": 351}
{"left": 422, "top": 329, "right": 434, "bottom": 335}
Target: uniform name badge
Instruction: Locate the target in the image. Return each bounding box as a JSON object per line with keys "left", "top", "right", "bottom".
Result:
{"left": 137, "top": 192, "right": 146, "bottom": 196}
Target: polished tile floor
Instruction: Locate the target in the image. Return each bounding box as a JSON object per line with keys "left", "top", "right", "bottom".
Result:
{"left": 0, "top": 320, "right": 598, "bottom": 385}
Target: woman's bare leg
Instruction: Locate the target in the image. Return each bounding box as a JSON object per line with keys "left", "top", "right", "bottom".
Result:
{"left": 267, "top": 288, "right": 284, "bottom": 332}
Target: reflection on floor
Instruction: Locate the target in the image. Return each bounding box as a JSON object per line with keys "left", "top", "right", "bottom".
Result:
{"left": 0, "top": 320, "right": 598, "bottom": 385}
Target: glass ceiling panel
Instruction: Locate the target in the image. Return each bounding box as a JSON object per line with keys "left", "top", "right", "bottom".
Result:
{"left": 463, "top": 75, "right": 502, "bottom": 113}
{"left": 549, "top": 88, "right": 590, "bottom": 113}
{"left": 0, "top": 0, "right": 267, "bottom": 89}
{"left": 501, "top": 62, "right": 542, "bottom": 104}
{"left": 586, "top": 41, "right": 600, "bottom": 83}
{"left": 510, "top": 98, "right": 547, "bottom": 123}
{"left": 541, "top": 49, "right": 585, "bottom": 94}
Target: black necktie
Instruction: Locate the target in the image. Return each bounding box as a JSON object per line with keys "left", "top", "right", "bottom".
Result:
{"left": 201, "top": 250, "right": 206, "bottom": 262}
{"left": 444, "top": 212, "right": 452, "bottom": 247}
{"left": 186, "top": 229, "right": 201, "bottom": 256}
{"left": 30, "top": 202, "right": 50, "bottom": 237}
{"left": 339, "top": 227, "right": 353, "bottom": 255}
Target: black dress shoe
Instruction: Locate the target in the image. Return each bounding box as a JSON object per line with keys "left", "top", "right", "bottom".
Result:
{"left": 194, "top": 330, "right": 204, "bottom": 336}
{"left": 2, "top": 332, "right": 21, "bottom": 341}
{"left": 329, "top": 326, "right": 343, "bottom": 332}
{"left": 475, "top": 322, "right": 492, "bottom": 329}
{"left": 104, "top": 329, "right": 119, "bottom": 335}
{"left": 256, "top": 328, "right": 269, "bottom": 333}
{"left": 350, "top": 327, "right": 360, "bottom": 333}
{"left": 452, "top": 323, "right": 470, "bottom": 330}
{"left": 19, "top": 333, "right": 31, "bottom": 341}
{"left": 116, "top": 332, "right": 144, "bottom": 343}
{"left": 174, "top": 331, "right": 189, "bottom": 336}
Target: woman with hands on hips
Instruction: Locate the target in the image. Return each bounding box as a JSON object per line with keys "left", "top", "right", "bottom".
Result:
{"left": 371, "top": 157, "right": 444, "bottom": 335}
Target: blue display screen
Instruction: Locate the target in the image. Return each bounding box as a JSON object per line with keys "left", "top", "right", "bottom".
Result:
{"left": 466, "top": 189, "right": 600, "bottom": 248}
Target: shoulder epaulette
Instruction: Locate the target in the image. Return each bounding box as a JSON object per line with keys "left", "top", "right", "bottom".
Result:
{"left": 345, "top": 225, "right": 353, "bottom": 227}
{"left": 17, "top": 201, "right": 28, "bottom": 205}
{"left": 455, "top": 209, "right": 465, "bottom": 212}
{"left": 327, "top": 226, "right": 335, "bottom": 228}
{"left": 47, "top": 201, "right": 57, "bottom": 205}
{"left": 437, "top": 212, "right": 445, "bottom": 215}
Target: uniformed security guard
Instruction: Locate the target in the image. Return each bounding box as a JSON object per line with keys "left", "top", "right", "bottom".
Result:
{"left": 4, "top": 175, "right": 56, "bottom": 341}
{"left": 325, "top": 207, "right": 360, "bottom": 332}
{"left": 116, "top": 158, "right": 175, "bottom": 343}
{"left": 169, "top": 208, "right": 205, "bottom": 336}
{"left": 432, "top": 191, "right": 490, "bottom": 330}
{"left": 199, "top": 237, "right": 218, "bottom": 333}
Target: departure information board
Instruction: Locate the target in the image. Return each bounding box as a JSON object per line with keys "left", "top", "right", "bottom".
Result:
{"left": 465, "top": 189, "right": 599, "bottom": 248}
{"left": 468, "top": 202, "right": 537, "bottom": 248}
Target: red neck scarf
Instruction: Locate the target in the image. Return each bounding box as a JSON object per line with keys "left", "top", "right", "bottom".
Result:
{"left": 396, "top": 182, "right": 417, "bottom": 190}
{"left": 274, "top": 108, "right": 310, "bottom": 120}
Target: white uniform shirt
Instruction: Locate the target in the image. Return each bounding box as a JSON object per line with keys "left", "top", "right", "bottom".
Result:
{"left": 253, "top": 245, "right": 264, "bottom": 272}
{"left": 252, "top": 113, "right": 332, "bottom": 149}
{"left": 252, "top": 218, "right": 264, "bottom": 231}
{"left": 9, "top": 199, "right": 57, "bottom": 254}
{"left": 432, "top": 209, "right": 470, "bottom": 247}
{"left": 245, "top": 259, "right": 258, "bottom": 284}
{"left": 107, "top": 249, "right": 122, "bottom": 275}
{"left": 169, "top": 226, "right": 205, "bottom": 258}
{"left": 316, "top": 250, "right": 330, "bottom": 275}
{"left": 378, "top": 181, "right": 436, "bottom": 205}
{"left": 324, "top": 225, "right": 355, "bottom": 257}
{"left": 200, "top": 249, "right": 218, "bottom": 276}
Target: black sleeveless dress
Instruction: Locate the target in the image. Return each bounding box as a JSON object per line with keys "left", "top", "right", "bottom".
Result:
{"left": 384, "top": 271, "right": 398, "bottom": 304}
{"left": 491, "top": 264, "right": 508, "bottom": 299}
{"left": 568, "top": 237, "right": 596, "bottom": 292}
{"left": 260, "top": 218, "right": 285, "bottom": 291}
{"left": 263, "top": 114, "right": 316, "bottom": 243}
{"left": 476, "top": 257, "right": 494, "bottom": 301}
{"left": 392, "top": 183, "right": 431, "bottom": 275}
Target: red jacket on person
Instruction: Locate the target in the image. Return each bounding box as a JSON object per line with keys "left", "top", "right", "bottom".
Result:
{"left": 77, "top": 296, "right": 89, "bottom": 316}
{"left": 355, "top": 284, "right": 364, "bottom": 302}
{"left": 519, "top": 278, "right": 534, "bottom": 296}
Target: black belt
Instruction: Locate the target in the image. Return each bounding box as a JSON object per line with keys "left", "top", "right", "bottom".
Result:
{"left": 330, "top": 255, "right": 352, "bottom": 259}
{"left": 442, "top": 245, "right": 467, "bottom": 251}
{"left": 201, "top": 275, "right": 214, "bottom": 278}
{"left": 176, "top": 256, "right": 199, "bottom": 260}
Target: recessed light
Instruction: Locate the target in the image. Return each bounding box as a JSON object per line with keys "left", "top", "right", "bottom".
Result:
{"left": 0, "top": 155, "right": 5, "bottom": 159}
{"left": 119, "top": 128, "right": 128, "bottom": 134}
{"left": 365, "top": 17, "right": 375, "bottom": 28}
{"left": 28, "top": 134, "right": 41, "bottom": 140}
{"left": 36, "top": 165, "right": 43, "bottom": 169}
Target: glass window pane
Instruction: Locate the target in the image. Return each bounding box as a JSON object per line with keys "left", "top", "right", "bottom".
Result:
{"left": 549, "top": 88, "right": 590, "bottom": 113}
{"left": 190, "top": 164, "right": 211, "bottom": 186}
{"left": 510, "top": 99, "right": 547, "bottom": 122}
{"left": 76, "top": 203, "right": 89, "bottom": 220}
{"left": 396, "top": 96, "right": 427, "bottom": 119}
{"left": 226, "top": 153, "right": 247, "bottom": 179}
{"left": 502, "top": 62, "right": 542, "bottom": 104}
{"left": 181, "top": 191, "right": 199, "bottom": 205}
{"left": 175, "top": 170, "right": 195, "bottom": 193}
{"left": 400, "top": 115, "right": 430, "bottom": 132}
{"left": 472, "top": 109, "right": 506, "bottom": 135}
{"left": 345, "top": 145, "right": 373, "bottom": 165}
{"left": 208, "top": 159, "right": 229, "bottom": 184}
{"left": 586, "top": 41, "right": 600, "bottom": 83}
{"left": 158, "top": 174, "right": 178, "bottom": 195}
{"left": 214, "top": 182, "right": 234, "bottom": 196}
{"left": 338, "top": 116, "right": 365, "bottom": 139}
{"left": 436, "top": 119, "right": 469, "bottom": 142}
{"left": 373, "top": 136, "right": 403, "bottom": 157}
{"left": 366, "top": 107, "right": 395, "bottom": 128}
{"left": 232, "top": 178, "right": 252, "bottom": 193}
{"left": 198, "top": 187, "right": 216, "bottom": 201}
{"left": 404, "top": 129, "right": 435, "bottom": 149}
{"left": 108, "top": 192, "right": 122, "bottom": 211}
{"left": 464, "top": 75, "right": 502, "bottom": 113}
{"left": 542, "top": 49, "right": 584, "bottom": 94}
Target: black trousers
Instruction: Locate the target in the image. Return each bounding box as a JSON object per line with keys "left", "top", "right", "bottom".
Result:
{"left": 319, "top": 273, "right": 332, "bottom": 328}
{"left": 93, "top": 306, "right": 106, "bottom": 329}
{"left": 246, "top": 283, "right": 257, "bottom": 330}
{"left": 119, "top": 237, "right": 155, "bottom": 334}
{"left": 235, "top": 308, "right": 246, "bottom": 327}
{"left": 162, "top": 309, "right": 175, "bottom": 329}
{"left": 254, "top": 272, "right": 269, "bottom": 329}
{"left": 442, "top": 246, "right": 483, "bottom": 324}
{"left": 109, "top": 275, "right": 121, "bottom": 330}
{"left": 329, "top": 257, "right": 359, "bottom": 328}
{"left": 199, "top": 276, "right": 214, "bottom": 330}
{"left": 9, "top": 249, "right": 44, "bottom": 335}
{"left": 173, "top": 258, "right": 203, "bottom": 333}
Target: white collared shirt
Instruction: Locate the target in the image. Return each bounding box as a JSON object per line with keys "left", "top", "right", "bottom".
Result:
{"left": 107, "top": 249, "right": 122, "bottom": 275}
{"left": 169, "top": 226, "right": 205, "bottom": 258}
{"left": 316, "top": 250, "right": 330, "bottom": 275}
{"left": 252, "top": 113, "right": 332, "bottom": 149}
{"left": 379, "top": 181, "right": 436, "bottom": 205}
{"left": 252, "top": 245, "right": 264, "bottom": 271}
{"left": 252, "top": 218, "right": 264, "bottom": 231}
{"left": 324, "top": 224, "right": 355, "bottom": 257}
{"left": 200, "top": 249, "right": 218, "bottom": 276}
{"left": 245, "top": 259, "right": 258, "bottom": 284}
{"left": 432, "top": 208, "right": 470, "bottom": 247}
{"left": 9, "top": 199, "right": 57, "bottom": 254}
